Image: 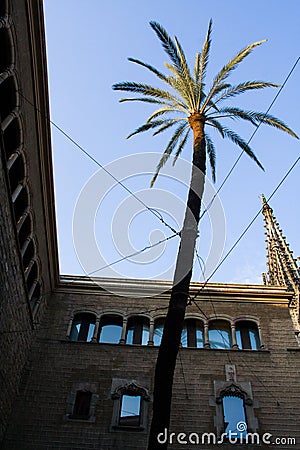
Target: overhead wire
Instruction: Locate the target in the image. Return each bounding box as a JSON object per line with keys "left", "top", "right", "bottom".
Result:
{"left": 18, "top": 91, "right": 180, "bottom": 237}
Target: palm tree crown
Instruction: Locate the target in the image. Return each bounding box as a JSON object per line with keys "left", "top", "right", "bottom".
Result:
{"left": 113, "top": 20, "right": 298, "bottom": 185}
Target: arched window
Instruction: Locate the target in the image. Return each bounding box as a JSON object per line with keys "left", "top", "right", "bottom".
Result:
{"left": 181, "top": 318, "right": 204, "bottom": 348}
{"left": 236, "top": 321, "right": 260, "bottom": 350}
{"left": 99, "top": 315, "right": 122, "bottom": 344}
{"left": 208, "top": 320, "right": 232, "bottom": 349}
{"left": 70, "top": 313, "right": 96, "bottom": 342}
{"left": 153, "top": 318, "right": 165, "bottom": 346}
{"left": 126, "top": 316, "right": 150, "bottom": 345}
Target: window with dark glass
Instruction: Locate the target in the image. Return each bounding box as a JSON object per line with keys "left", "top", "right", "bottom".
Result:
{"left": 236, "top": 321, "right": 260, "bottom": 350}
{"left": 119, "top": 395, "right": 141, "bottom": 426}
{"left": 70, "top": 313, "right": 96, "bottom": 342}
{"left": 208, "top": 320, "right": 232, "bottom": 349}
{"left": 181, "top": 319, "right": 204, "bottom": 348}
{"left": 153, "top": 318, "right": 164, "bottom": 346}
{"left": 99, "top": 315, "right": 122, "bottom": 343}
{"left": 71, "top": 391, "right": 92, "bottom": 420}
{"left": 222, "top": 395, "right": 247, "bottom": 438}
{"left": 126, "top": 316, "right": 149, "bottom": 345}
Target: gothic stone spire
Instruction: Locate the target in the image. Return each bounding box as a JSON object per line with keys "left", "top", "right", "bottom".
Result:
{"left": 261, "top": 195, "right": 300, "bottom": 332}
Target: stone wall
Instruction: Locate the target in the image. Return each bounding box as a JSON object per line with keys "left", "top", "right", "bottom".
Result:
{"left": 3, "top": 286, "right": 300, "bottom": 449}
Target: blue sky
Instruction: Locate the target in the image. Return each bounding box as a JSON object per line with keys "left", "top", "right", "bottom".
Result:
{"left": 44, "top": 0, "right": 299, "bottom": 285}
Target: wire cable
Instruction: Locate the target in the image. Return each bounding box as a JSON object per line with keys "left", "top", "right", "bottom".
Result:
{"left": 18, "top": 91, "right": 180, "bottom": 237}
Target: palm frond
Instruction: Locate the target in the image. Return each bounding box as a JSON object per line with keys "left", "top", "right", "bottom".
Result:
{"left": 247, "top": 111, "right": 299, "bottom": 139}
{"left": 149, "top": 21, "right": 182, "bottom": 73}
{"left": 128, "top": 57, "right": 168, "bottom": 82}
{"left": 172, "top": 129, "right": 190, "bottom": 165}
{"left": 205, "top": 133, "right": 216, "bottom": 182}
{"left": 163, "top": 63, "right": 195, "bottom": 110}
{"left": 194, "top": 53, "right": 201, "bottom": 84}
{"left": 213, "top": 40, "right": 266, "bottom": 86}
{"left": 113, "top": 81, "right": 187, "bottom": 109}
{"left": 210, "top": 108, "right": 299, "bottom": 138}
{"left": 126, "top": 119, "right": 166, "bottom": 139}
{"left": 119, "top": 97, "right": 172, "bottom": 105}
{"left": 150, "top": 123, "right": 188, "bottom": 186}
{"left": 153, "top": 118, "right": 186, "bottom": 136}
{"left": 207, "top": 81, "right": 279, "bottom": 109}
{"left": 202, "top": 40, "right": 266, "bottom": 111}
{"left": 146, "top": 106, "right": 184, "bottom": 123}
{"left": 219, "top": 126, "right": 264, "bottom": 170}
{"left": 174, "top": 36, "right": 196, "bottom": 110}
{"left": 196, "top": 18, "right": 213, "bottom": 110}
{"left": 210, "top": 107, "right": 259, "bottom": 125}
{"left": 206, "top": 118, "right": 225, "bottom": 137}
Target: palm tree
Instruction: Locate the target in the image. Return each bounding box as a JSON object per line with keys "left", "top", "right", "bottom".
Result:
{"left": 113, "top": 20, "right": 298, "bottom": 449}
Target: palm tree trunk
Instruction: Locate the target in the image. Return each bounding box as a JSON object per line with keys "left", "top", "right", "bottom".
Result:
{"left": 148, "top": 115, "right": 206, "bottom": 449}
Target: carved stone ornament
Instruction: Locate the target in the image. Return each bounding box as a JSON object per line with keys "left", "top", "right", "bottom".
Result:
{"left": 216, "top": 383, "right": 253, "bottom": 406}
{"left": 111, "top": 382, "right": 150, "bottom": 401}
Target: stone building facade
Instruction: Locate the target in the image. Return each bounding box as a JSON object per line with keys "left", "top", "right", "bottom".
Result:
{"left": 1, "top": 1, "right": 300, "bottom": 449}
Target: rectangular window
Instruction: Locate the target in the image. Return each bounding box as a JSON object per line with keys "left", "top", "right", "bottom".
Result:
{"left": 119, "top": 395, "right": 141, "bottom": 426}
{"left": 71, "top": 391, "right": 92, "bottom": 419}
{"left": 222, "top": 395, "right": 246, "bottom": 438}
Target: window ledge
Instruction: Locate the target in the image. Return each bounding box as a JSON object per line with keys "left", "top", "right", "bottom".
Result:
{"left": 111, "top": 425, "right": 145, "bottom": 432}
{"left": 64, "top": 414, "right": 96, "bottom": 423}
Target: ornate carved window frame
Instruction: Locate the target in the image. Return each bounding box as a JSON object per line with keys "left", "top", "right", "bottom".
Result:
{"left": 210, "top": 379, "right": 258, "bottom": 438}
{"left": 110, "top": 379, "right": 150, "bottom": 432}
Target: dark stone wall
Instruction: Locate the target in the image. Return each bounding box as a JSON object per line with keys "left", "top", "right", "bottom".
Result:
{"left": 3, "top": 288, "right": 300, "bottom": 449}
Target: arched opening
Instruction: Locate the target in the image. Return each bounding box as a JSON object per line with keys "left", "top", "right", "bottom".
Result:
{"left": 181, "top": 318, "right": 204, "bottom": 348}
{"left": 208, "top": 320, "right": 232, "bottom": 349}
{"left": 99, "top": 315, "right": 122, "bottom": 344}
{"left": 126, "top": 316, "right": 150, "bottom": 345}
{"left": 236, "top": 321, "right": 260, "bottom": 350}
{"left": 153, "top": 318, "right": 165, "bottom": 346}
{"left": 70, "top": 313, "right": 96, "bottom": 342}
